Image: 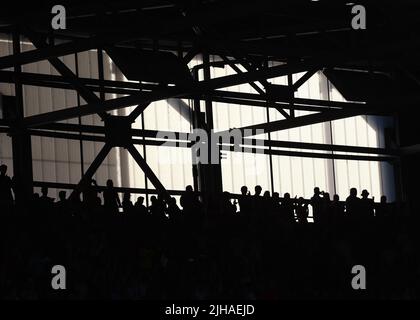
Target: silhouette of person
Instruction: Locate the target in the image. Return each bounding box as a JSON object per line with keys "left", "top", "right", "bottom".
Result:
{"left": 238, "top": 186, "right": 251, "bottom": 217}
{"left": 322, "top": 192, "right": 332, "bottom": 224}
{"left": 251, "top": 185, "right": 263, "bottom": 218}
{"left": 375, "top": 195, "right": 391, "bottom": 219}
{"left": 167, "top": 197, "right": 181, "bottom": 220}
{"left": 254, "top": 185, "right": 262, "bottom": 197}
{"left": 360, "top": 189, "right": 374, "bottom": 219}
{"left": 180, "top": 185, "right": 201, "bottom": 218}
{"left": 295, "top": 197, "right": 309, "bottom": 224}
{"left": 310, "top": 187, "right": 323, "bottom": 224}
{"left": 331, "top": 194, "right": 345, "bottom": 221}
{"left": 134, "top": 196, "right": 148, "bottom": 216}
{"left": 148, "top": 195, "right": 159, "bottom": 215}
{"left": 122, "top": 192, "right": 134, "bottom": 215}
{"left": 55, "top": 190, "right": 69, "bottom": 214}
{"left": 103, "top": 179, "right": 121, "bottom": 214}
{"left": 281, "top": 193, "right": 295, "bottom": 224}
{"left": 271, "top": 192, "right": 281, "bottom": 219}
{"left": 346, "top": 188, "right": 360, "bottom": 219}
{"left": 261, "top": 190, "right": 271, "bottom": 217}
{"left": 0, "top": 164, "right": 14, "bottom": 213}
{"left": 40, "top": 186, "right": 54, "bottom": 204}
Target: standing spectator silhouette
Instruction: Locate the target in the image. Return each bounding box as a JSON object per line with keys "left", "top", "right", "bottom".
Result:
{"left": 122, "top": 192, "right": 134, "bottom": 215}
{"left": 295, "top": 197, "right": 309, "bottom": 224}
{"left": 238, "top": 186, "right": 251, "bottom": 217}
{"left": 345, "top": 188, "right": 360, "bottom": 219}
{"left": 331, "top": 194, "right": 345, "bottom": 221}
{"left": 40, "top": 187, "right": 54, "bottom": 206}
{"left": 55, "top": 190, "right": 69, "bottom": 215}
{"left": 180, "top": 185, "right": 201, "bottom": 219}
{"left": 271, "top": 192, "right": 281, "bottom": 220}
{"left": 103, "top": 179, "right": 121, "bottom": 214}
{"left": 0, "top": 164, "right": 13, "bottom": 214}
{"left": 322, "top": 192, "right": 332, "bottom": 224}
{"left": 310, "top": 187, "right": 323, "bottom": 224}
{"left": 83, "top": 179, "right": 100, "bottom": 209}
{"left": 251, "top": 185, "right": 263, "bottom": 220}
{"left": 360, "top": 189, "right": 374, "bottom": 219}
{"left": 281, "top": 193, "right": 295, "bottom": 224}
{"left": 134, "top": 196, "right": 148, "bottom": 216}
{"left": 375, "top": 195, "right": 392, "bottom": 219}
{"left": 167, "top": 197, "right": 181, "bottom": 220}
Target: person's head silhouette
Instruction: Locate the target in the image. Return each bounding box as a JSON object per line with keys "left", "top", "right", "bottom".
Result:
{"left": 106, "top": 179, "right": 114, "bottom": 188}
{"left": 137, "top": 196, "right": 144, "bottom": 205}
{"left": 361, "top": 189, "right": 369, "bottom": 199}
{"left": 380, "top": 195, "right": 387, "bottom": 204}
{"left": 284, "top": 193, "right": 290, "bottom": 200}
{"left": 333, "top": 194, "right": 340, "bottom": 202}
{"left": 151, "top": 195, "right": 157, "bottom": 204}
{"left": 350, "top": 188, "right": 357, "bottom": 197}
{"left": 58, "top": 190, "right": 66, "bottom": 201}
{"left": 240, "top": 186, "right": 248, "bottom": 195}
{"left": 314, "top": 187, "right": 320, "bottom": 195}
{"left": 41, "top": 186, "right": 48, "bottom": 197}
{"left": 186, "top": 185, "right": 193, "bottom": 193}
{"left": 255, "top": 185, "right": 262, "bottom": 196}
{"left": 0, "top": 164, "right": 7, "bottom": 176}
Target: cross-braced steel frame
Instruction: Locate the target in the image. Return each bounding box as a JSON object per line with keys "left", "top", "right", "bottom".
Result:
{"left": 0, "top": 2, "right": 413, "bottom": 202}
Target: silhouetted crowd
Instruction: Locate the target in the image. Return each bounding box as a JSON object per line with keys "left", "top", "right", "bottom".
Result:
{"left": 1, "top": 164, "right": 419, "bottom": 299}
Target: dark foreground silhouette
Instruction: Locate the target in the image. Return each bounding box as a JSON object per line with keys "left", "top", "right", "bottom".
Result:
{"left": 0, "top": 170, "right": 418, "bottom": 299}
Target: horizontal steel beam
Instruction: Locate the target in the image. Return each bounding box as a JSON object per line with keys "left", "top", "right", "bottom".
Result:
{"left": 33, "top": 181, "right": 186, "bottom": 196}
{"left": 225, "top": 109, "right": 364, "bottom": 137}
{"left": 0, "top": 37, "right": 97, "bottom": 70}
{"left": 21, "top": 60, "right": 321, "bottom": 126}
{"left": 27, "top": 122, "right": 397, "bottom": 155}
{"left": 23, "top": 123, "right": 396, "bottom": 162}
{"left": 0, "top": 71, "right": 389, "bottom": 115}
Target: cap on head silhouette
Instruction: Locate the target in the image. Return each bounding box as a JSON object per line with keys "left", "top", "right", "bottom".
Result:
{"left": 361, "top": 189, "right": 369, "bottom": 198}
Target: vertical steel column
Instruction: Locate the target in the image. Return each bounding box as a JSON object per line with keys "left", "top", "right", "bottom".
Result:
{"left": 393, "top": 113, "right": 404, "bottom": 203}
{"left": 202, "top": 53, "right": 223, "bottom": 203}
{"left": 11, "top": 29, "right": 33, "bottom": 202}
{"left": 191, "top": 67, "right": 201, "bottom": 194}
{"left": 322, "top": 78, "right": 337, "bottom": 195}
{"left": 264, "top": 59, "right": 275, "bottom": 195}
{"left": 74, "top": 53, "right": 85, "bottom": 177}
